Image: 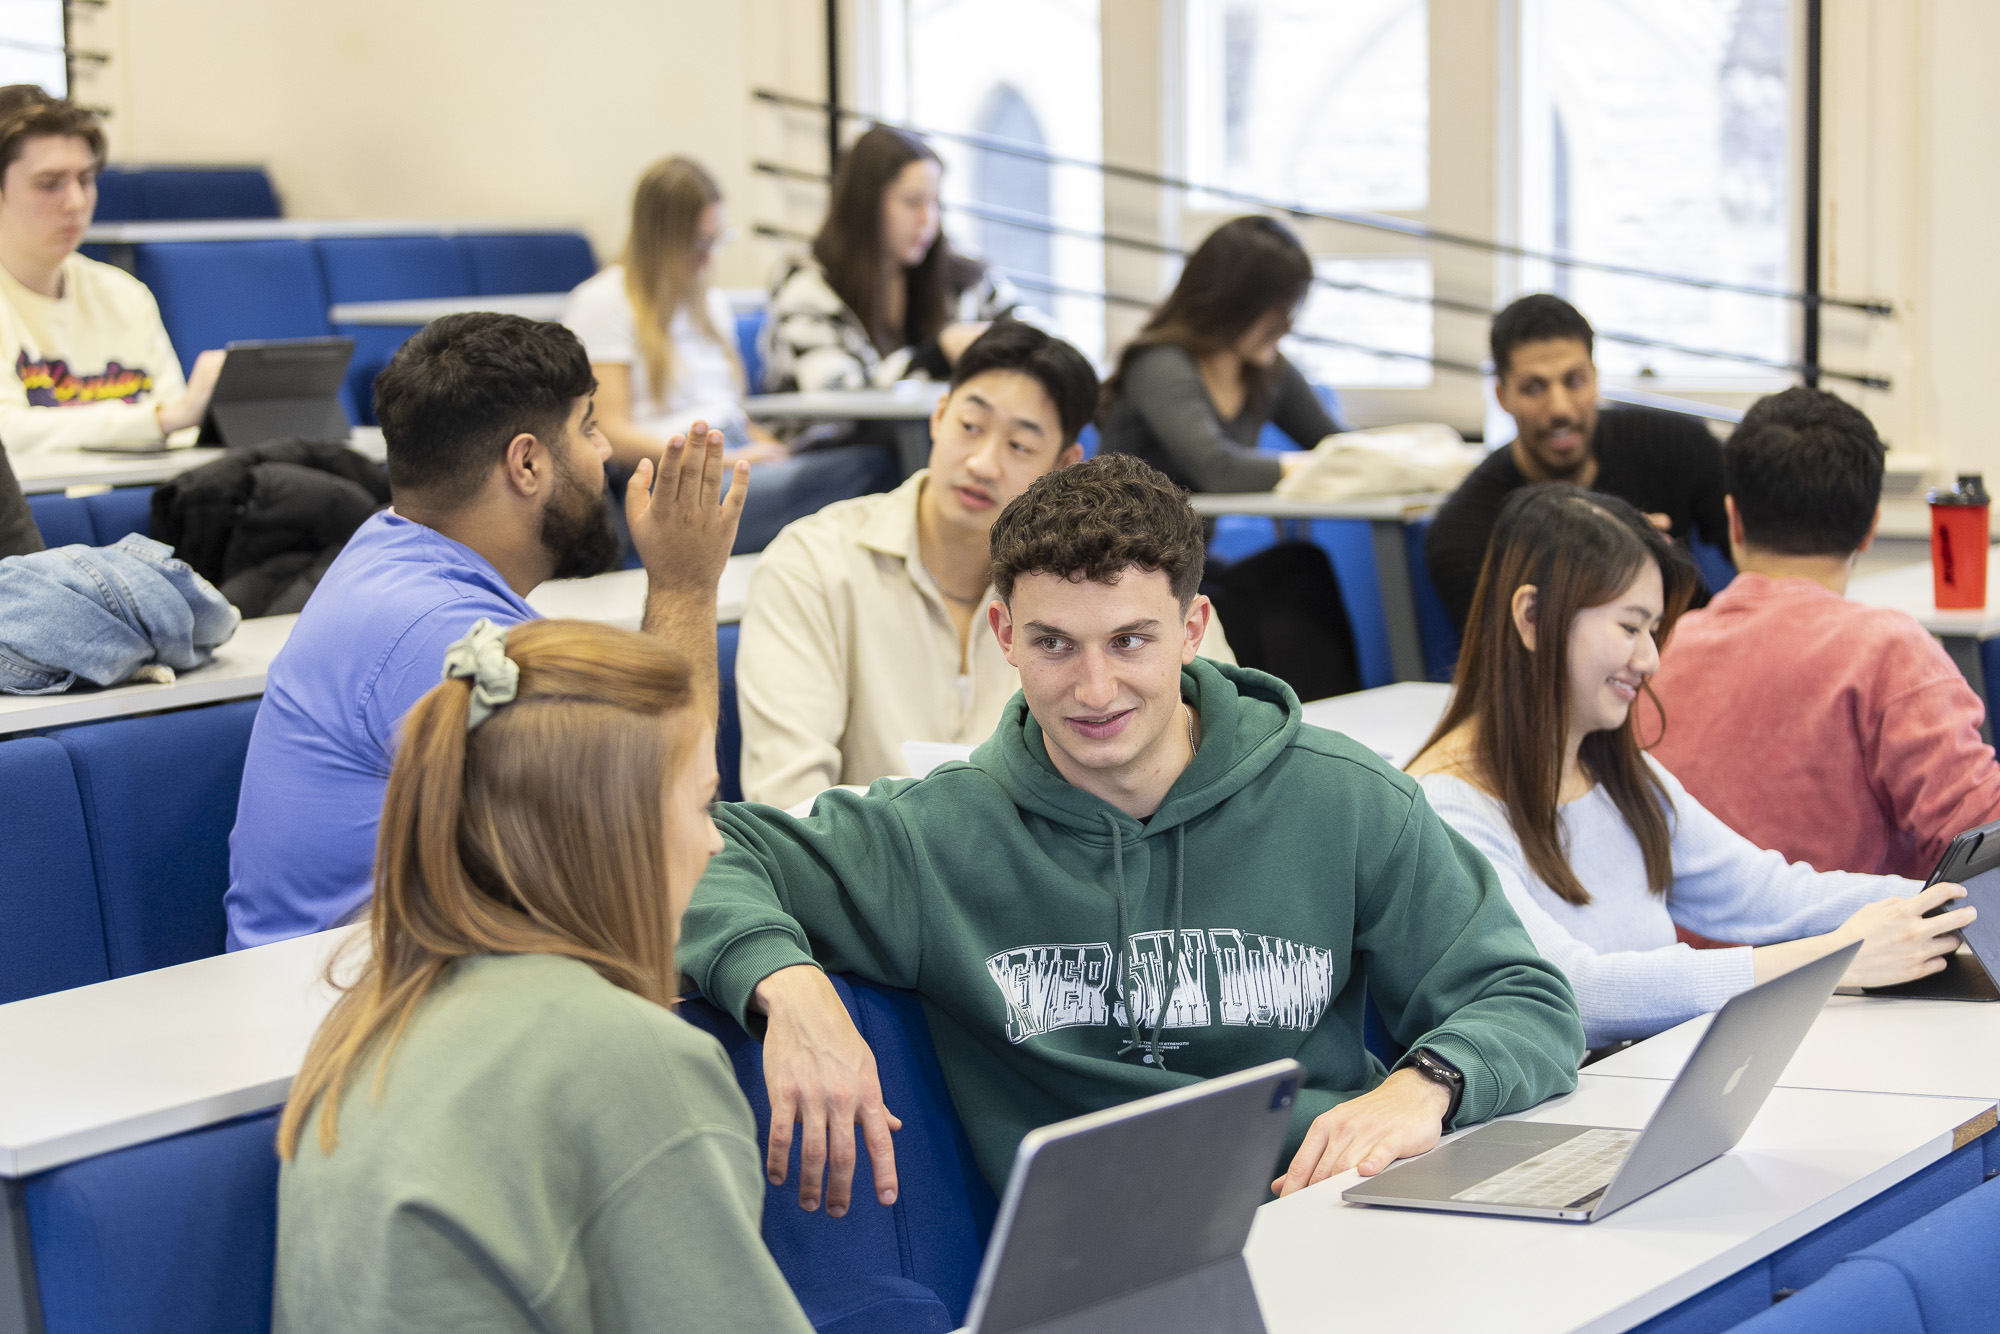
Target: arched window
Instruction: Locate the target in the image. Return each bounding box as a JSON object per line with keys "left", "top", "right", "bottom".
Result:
{"left": 972, "top": 85, "right": 1053, "bottom": 291}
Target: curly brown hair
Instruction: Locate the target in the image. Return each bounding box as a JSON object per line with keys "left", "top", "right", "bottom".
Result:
{"left": 988, "top": 453, "right": 1206, "bottom": 607}
{"left": 0, "top": 85, "right": 106, "bottom": 182}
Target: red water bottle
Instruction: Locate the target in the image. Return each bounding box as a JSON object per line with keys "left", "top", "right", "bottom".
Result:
{"left": 1929, "top": 473, "right": 1990, "bottom": 610}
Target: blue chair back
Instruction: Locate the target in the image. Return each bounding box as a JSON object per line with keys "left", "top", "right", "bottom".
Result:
{"left": 0, "top": 737, "right": 110, "bottom": 1003}
{"left": 718, "top": 622, "right": 743, "bottom": 803}
{"left": 737, "top": 307, "right": 767, "bottom": 394}
{"left": 139, "top": 170, "right": 281, "bottom": 221}
{"left": 1725, "top": 1257, "right": 1923, "bottom": 1333}
{"left": 84, "top": 487, "right": 155, "bottom": 546}
{"left": 1403, "top": 515, "right": 1461, "bottom": 683}
{"left": 1846, "top": 1173, "right": 2000, "bottom": 1333}
{"left": 317, "top": 236, "right": 477, "bottom": 425}
{"left": 92, "top": 168, "right": 146, "bottom": 222}
{"left": 1075, "top": 422, "right": 1100, "bottom": 459}
{"left": 1691, "top": 535, "right": 1736, "bottom": 595}
{"left": 22, "top": 1109, "right": 281, "bottom": 1334}
{"left": 677, "top": 975, "right": 991, "bottom": 1329}
{"left": 457, "top": 233, "right": 597, "bottom": 296}
{"left": 45, "top": 700, "right": 260, "bottom": 975}
{"left": 24, "top": 494, "right": 93, "bottom": 548}
{"left": 133, "top": 240, "right": 334, "bottom": 374}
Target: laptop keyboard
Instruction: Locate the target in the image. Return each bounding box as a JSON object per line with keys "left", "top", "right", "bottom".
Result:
{"left": 1450, "top": 1128, "right": 1641, "bottom": 1210}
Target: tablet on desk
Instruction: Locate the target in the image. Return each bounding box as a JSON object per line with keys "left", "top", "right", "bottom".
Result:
{"left": 1851, "top": 817, "right": 2000, "bottom": 1002}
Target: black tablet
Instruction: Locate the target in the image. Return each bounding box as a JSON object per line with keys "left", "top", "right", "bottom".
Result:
{"left": 1856, "top": 817, "right": 2000, "bottom": 1001}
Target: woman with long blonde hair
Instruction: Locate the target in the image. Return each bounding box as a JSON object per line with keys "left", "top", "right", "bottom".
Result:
{"left": 274, "top": 617, "right": 813, "bottom": 1332}
{"left": 564, "top": 156, "right": 785, "bottom": 470}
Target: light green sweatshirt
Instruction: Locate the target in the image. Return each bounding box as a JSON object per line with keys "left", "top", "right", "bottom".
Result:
{"left": 681, "top": 659, "right": 1586, "bottom": 1192}
{"left": 275, "top": 953, "right": 813, "bottom": 1334}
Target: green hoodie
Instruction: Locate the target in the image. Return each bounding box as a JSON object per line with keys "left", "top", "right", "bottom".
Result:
{"left": 682, "top": 659, "right": 1583, "bottom": 1190}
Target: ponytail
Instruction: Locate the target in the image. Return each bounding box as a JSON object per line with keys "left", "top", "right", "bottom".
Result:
{"left": 279, "top": 620, "right": 697, "bottom": 1159}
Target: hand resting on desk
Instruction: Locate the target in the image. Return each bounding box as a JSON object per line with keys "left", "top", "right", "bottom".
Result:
{"left": 1272, "top": 1066, "right": 1453, "bottom": 1198}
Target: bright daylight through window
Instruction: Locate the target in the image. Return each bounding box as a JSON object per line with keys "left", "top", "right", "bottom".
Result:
{"left": 1516, "top": 0, "right": 1792, "bottom": 382}
{"left": 1184, "top": 0, "right": 1434, "bottom": 388}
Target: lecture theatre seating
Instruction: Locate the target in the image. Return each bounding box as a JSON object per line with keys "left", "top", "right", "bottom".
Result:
{"left": 25, "top": 486, "right": 156, "bottom": 550}
{"left": 92, "top": 167, "right": 283, "bottom": 223}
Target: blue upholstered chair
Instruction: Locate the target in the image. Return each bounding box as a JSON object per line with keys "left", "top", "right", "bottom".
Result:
{"left": 133, "top": 240, "right": 336, "bottom": 378}
{"left": 20, "top": 1109, "right": 282, "bottom": 1334}
{"left": 138, "top": 170, "right": 281, "bottom": 222}
{"left": 44, "top": 700, "right": 260, "bottom": 975}
{"left": 678, "top": 974, "right": 993, "bottom": 1332}
{"left": 457, "top": 232, "right": 597, "bottom": 296}
{"left": 1403, "top": 515, "right": 1461, "bottom": 683}
{"left": 1724, "top": 1257, "right": 1924, "bottom": 1333}
{"left": 23, "top": 493, "right": 93, "bottom": 548}
{"left": 83, "top": 486, "right": 155, "bottom": 546}
{"left": 91, "top": 167, "right": 146, "bottom": 222}
{"left": 738, "top": 306, "right": 768, "bottom": 394}
{"left": 1767, "top": 1138, "right": 1986, "bottom": 1298}
{"left": 317, "top": 235, "right": 477, "bottom": 425}
{"left": 718, "top": 622, "right": 743, "bottom": 803}
{"left": 0, "top": 737, "right": 110, "bottom": 1003}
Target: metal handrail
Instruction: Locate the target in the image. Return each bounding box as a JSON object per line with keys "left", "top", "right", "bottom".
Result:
{"left": 753, "top": 161, "right": 1890, "bottom": 389}
{"left": 753, "top": 88, "right": 1893, "bottom": 317}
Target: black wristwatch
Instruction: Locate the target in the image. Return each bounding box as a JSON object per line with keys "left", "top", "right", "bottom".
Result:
{"left": 1398, "top": 1047, "right": 1465, "bottom": 1127}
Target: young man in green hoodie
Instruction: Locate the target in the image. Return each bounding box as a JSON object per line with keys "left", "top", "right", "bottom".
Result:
{"left": 680, "top": 454, "right": 1584, "bottom": 1218}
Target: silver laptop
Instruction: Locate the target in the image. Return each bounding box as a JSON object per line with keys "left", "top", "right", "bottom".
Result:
{"left": 962, "top": 1059, "right": 1301, "bottom": 1334}
{"left": 1342, "top": 938, "right": 1862, "bottom": 1223}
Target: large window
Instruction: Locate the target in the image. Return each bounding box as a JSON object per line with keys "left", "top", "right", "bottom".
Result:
{"left": 0, "top": 0, "right": 67, "bottom": 94}
{"left": 872, "top": 0, "right": 1105, "bottom": 360}
{"left": 1183, "top": 0, "right": 1434, "bottom": 390}
{"left": 1514, "top": 0, "right": 1792, "bottom": 381}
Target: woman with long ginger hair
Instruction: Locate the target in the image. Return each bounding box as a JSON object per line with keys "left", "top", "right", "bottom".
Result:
{"left": 1406, "top": 484, "right": 1971, "bottom": 1053}
{"left": 274, "top": 618, "right": 814, "bottom": 1333}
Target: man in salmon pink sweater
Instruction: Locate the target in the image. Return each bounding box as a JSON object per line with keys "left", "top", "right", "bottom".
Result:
{"left": 1651, "top": 388, "right": 2000, "bottom": 879}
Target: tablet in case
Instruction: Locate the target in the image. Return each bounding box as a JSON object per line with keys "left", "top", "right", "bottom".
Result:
{"left": 198, "top": 337, "right": 355, "bottom": 449}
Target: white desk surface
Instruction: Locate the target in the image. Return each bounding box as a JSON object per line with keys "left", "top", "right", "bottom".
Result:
{"left": 15, "top": 427, "right": 384, "bottom": 495}
{"left": 83, "top": 218, "right": 580, "bottom": 245}
{"left": 0, "top": 925, "right": 362, "bottom": 1178}
{"left": 1299, "top": 681, "right": 1450, "bottom": 768}
{"left": 1587, "top": 991, "right": 2000, "bottom": 1103}
{"left": 744, "top": 386, "right": 943, "bottom": 421}
{"left": 0, "top": 614, "right": 295, "bottom": 738}
{"left": 1187, "top": 491, "right": 1442, "bottom": 522}
{"left": 0, "top": 555, "right": 753, "bottom": 735}
{"left": 527, "top": 553, "right": 758, "bottom": 627}
{"left": 329, "top": 293, "right": 567, "bottom": 325}
{"left": 1246, "top": 1074, "right": 1995, "bottom": 1334}
{"left": 1846, "top": 548, "right": 2000, "bottom": 639}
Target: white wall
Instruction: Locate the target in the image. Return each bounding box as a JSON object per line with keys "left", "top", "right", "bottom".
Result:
{"left": 65, "top": 0, "right": 832, "bottom": 290}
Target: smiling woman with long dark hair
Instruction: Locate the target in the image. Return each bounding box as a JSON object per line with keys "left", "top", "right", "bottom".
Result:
{"left": 761, "top": 124, "right": 1029, "bottom": 392}
{"left": 1405, "top": 483, "right": 1972, "bottom": 1051}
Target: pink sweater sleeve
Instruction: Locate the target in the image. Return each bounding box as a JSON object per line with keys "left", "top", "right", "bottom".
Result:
{"left": 1869, "top": 645, "right": 2000, "bottom": 871}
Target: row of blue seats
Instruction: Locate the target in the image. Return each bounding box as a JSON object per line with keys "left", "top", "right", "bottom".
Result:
{"left": 93, "top": 167, "right": 282, "bottom": 223}
{"left": 18, "top": 955, "right": 1998, "bottom": 1334}
{"left": 107, "top": 231, "right": 597, "bottom": 424}
{"left": 0, "top": 618, "right": 740, "bottom": 1009}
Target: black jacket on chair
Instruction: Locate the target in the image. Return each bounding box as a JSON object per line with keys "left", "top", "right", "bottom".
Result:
{"left": 150, "top": 439, "right": 389, "bottom": 617}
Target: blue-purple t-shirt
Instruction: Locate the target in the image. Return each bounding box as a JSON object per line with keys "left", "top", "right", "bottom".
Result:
{"left": 225, "top": 512, "right": 537, "bottom": 949}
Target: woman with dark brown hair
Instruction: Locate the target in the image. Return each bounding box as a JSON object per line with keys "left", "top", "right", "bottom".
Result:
{"left": 273, "top": 618, "right": 813, "bottom": 1333}
{"left": 762, "top": 124, "right": 1027, "bottom": 392}
{"left": 1406, "top": 484, "right": 1972, "bottom": 1050}
{"left": 1098, "top": 214, "right": 1344, "bottom": 493}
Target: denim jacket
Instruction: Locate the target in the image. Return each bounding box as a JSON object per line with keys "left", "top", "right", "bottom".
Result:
{"left": 0, "top": 534, "right": 240, "bottom": 694}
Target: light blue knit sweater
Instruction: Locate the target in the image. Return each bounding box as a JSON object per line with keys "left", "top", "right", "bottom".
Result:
{"left": 1419, "top": 759, "right": 1919, "bottom": 1047}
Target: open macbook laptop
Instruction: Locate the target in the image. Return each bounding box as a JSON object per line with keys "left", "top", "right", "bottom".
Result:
{"left": 962, "top": 1059, "right": 1300, "bottom": 1334}
{"left": 1855, "top": 817, "right": 2000, "bottom": 1001}
{"left": 1342, "top": 938, "right": 1862, "bottom": 1223}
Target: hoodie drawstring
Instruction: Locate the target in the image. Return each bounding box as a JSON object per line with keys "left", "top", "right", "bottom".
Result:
{"left": 1110, "top": 815, "right": 1188, "bottom": 1072}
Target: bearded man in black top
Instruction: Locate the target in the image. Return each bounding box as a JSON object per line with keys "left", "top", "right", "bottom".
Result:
{"left": 1425, "top": 294, "right": 1732, "bottom": 630}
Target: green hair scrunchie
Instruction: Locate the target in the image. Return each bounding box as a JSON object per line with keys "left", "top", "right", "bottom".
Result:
{"left": 440, "top": 618, "right": 519, "bottom": 732}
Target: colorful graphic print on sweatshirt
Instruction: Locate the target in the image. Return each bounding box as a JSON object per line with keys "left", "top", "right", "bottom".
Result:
{"left": 17, "top": 351, "right": 153, "bottom": 407}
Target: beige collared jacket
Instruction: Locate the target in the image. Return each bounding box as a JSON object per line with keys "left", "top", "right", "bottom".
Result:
{"left": 737, "top": 470, "right": 1235, "bottom": 808}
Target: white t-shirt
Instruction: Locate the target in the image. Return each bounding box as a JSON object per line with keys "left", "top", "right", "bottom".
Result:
{"left": 561, "top": 266, "right": 744, "bottom": 440}
{"left": 0, "top": 253, "right": 190, "bottom": 458}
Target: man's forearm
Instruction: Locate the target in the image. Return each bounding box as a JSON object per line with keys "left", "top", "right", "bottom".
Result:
{"left": 642, "top": 582, "right": 721, "bottom": 724}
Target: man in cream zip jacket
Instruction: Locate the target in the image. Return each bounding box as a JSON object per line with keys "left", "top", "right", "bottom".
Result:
{"left": 681, "top": 455, "right": 1582, "bottom": 1214}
